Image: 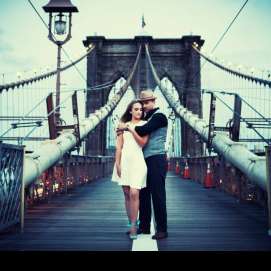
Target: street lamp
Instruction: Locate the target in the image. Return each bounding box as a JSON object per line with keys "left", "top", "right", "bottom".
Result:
{"left": 43, "top": 0, "right": 78, "bottom": 126}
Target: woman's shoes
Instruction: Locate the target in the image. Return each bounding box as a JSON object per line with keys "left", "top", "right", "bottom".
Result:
{"left": 127, "top": 219, "right": 140, "bottom": 227}
{"left": 129, "top": 222, "right": 138, "bottom": 240}
{"left": 126, "top": 220, "right": 140, "bottom": 236}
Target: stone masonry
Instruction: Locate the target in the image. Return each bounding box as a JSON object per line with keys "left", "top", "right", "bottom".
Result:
{"left": 83, "top": 35, "right": 204, "bottom": 157}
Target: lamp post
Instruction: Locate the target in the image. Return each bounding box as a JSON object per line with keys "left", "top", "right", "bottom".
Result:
{"left": 43, "top": 0, "right": 78, "bottom": 126}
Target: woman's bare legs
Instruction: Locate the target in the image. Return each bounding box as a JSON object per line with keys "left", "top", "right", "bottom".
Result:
{"left": 122, "top": 186, "right": 131, "bottom": 223}
{"left": 129, "top": 188, "right": 140, "bottom": 235}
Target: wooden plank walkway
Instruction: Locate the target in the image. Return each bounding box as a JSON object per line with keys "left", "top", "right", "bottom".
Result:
{"left": 0, "top": 171, "right": 271, "bottom": 251}
{"left": 159, "top": 173, "right": 271, "bottom": 251}
{"left": 0, "top": 178, "right": 132, "bottom": 251}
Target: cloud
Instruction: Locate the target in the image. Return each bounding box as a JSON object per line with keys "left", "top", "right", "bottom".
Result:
{"left": 0, "top": 43, "right": 13, "bottom": 54}
{"left": 0, "top": 50, "right": 35, "bottom": 77}
{"left": 0, "top": 27, "right": 38, "bottom": 74}
{"left": 0, "top": 28, "right": 13, "bottom": 53}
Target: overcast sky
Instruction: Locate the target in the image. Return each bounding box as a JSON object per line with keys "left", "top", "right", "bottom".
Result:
{"left": 0, "top": 0, "right": 270, "bottom": 79}
{"left": 0, "top": 0, "right": 270, "bottom": 152}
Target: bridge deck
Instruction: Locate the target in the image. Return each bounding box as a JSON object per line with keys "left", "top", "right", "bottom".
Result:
{"left": 1, "top": 172, "right": 271, "bottom": 251}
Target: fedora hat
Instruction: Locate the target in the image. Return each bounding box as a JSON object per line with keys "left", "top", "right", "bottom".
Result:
{"left": 139, "top": 90, "right": 157, "bottom": 101}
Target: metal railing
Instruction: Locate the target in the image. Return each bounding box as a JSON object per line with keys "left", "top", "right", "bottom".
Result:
{"left": 169, "top": 156, "right": 267, "bottom": 207}
{"left": 25, "top": 155, "right": 114, "bottom": 206}
{"left": 0, "top": 142, "right": 24, "bottom": 232}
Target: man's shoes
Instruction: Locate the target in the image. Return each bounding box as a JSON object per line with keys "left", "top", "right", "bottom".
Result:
{"left": 137, "top": 228, "right": 151, "bottom": 234}
{"left": 152, "top": 232, "right": 168, "bottom": 240}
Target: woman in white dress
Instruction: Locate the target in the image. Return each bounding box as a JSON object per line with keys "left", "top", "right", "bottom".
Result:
{"left": 112, "top": 100, "right": 148, "bottom": 239}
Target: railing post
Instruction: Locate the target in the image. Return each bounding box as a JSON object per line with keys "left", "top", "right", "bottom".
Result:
{"left": 46, "top": 93, "right": 57, "bottom": 139}
{"left": 20, "top": 148, "right": 25, "bottom": 233}
{"left": 207, "top": 92, "right": 216, "bottom": 153}
{"left": 64, "top": 153, "right": 69, "bottom": 194}
{"left": 231, "top": 94, "right": 242, "bottom": 141}
{"left": 265, "top": 145, "right": 271, "bottom": 236}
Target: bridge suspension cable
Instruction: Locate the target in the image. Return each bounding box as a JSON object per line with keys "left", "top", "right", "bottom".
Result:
{"left": 145, "top": 43, "right": 267, "bottom": 191}
{"left": 0, "top": 94, "right": 49, "bottom": 138}
{"left": 209, "top": 0, "right": 249, "bottom": 55}
{"left": 202, "top": 89, "right": 271, "bottom": 145}
{"left": 9, "top": 77, "right": 120, "bottom": 144}
{"left": 0, "top": 77, "right": 120, "bottom": 153}
{"left": 199, "top": 0, "right": 248, "bottom": 73}
{"left": 203, "top": 89, "right": 271, "bottom": 125}
{"left": 0, "top": 45, "right": 95, "bottom": 93}
{"left": 22, "top": 45, "right": 142, "bottom": 187}
{"left": 57, "top": 79, "right": 121, "bottom": 94}
{"left": 193, "top": 44, "right": 271, "bottom": 88}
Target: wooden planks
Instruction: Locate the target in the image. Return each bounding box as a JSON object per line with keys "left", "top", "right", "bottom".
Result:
{"left": 0, "top": 178, "right": 132, "bottom": 251}
{"left": 158, "top": 173, "right": 271, "bottom": 251}
{"left": 0, "top": 172, "right": 271, "bottom": 251}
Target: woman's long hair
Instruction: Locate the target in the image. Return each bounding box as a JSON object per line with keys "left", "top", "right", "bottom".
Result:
{"left": 120, "top": 100, "right": 144, "bottom": 123}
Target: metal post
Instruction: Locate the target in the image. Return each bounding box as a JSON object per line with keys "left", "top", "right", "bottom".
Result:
{"left": 47, "top": 167, "right": 54, "bottom": 203}
{"left": 55, "top": 44, "right": 62, "bottom": 125}
{"left": 46, "top": 93, "right": 57, "bottom": 139}
{"left": 64, "top": 153, "right": 69, "bottom": 194}
{"left": 265, "top": 145, "right": 271, "bottom": 236}
{"left": 231, "top": 94, "right": 242, "bottom": 141}
{"left": 20, "top": 177, "right": 25, "bottom": 233}
{"left": 20, "top": 147, "right": 25, "bottom": 233}
{"left": 72, "top": 91, "right": 81, "bottom": 153}
{"left": 207, "top": 92, "right": 216, "bottom": 153}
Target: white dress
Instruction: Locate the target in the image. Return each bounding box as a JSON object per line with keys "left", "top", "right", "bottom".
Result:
{"left": 112, "top": 120, "right": 147, "bottom": 189}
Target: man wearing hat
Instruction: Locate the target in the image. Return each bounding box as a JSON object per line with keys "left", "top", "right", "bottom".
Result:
{"left": 118, "top": 89, "right": 168, "bottom": 240}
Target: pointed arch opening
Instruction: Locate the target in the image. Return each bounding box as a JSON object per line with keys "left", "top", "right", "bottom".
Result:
{"left": 105, "top": 77, "right": 136, "bottom": 155}
{"left": 153, "top": 77, "right": 182, "bottom": 157}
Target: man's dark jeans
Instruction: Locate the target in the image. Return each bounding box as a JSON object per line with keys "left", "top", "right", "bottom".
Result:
{"left": 139, "top": 154, "right": 167, "bottom": 233}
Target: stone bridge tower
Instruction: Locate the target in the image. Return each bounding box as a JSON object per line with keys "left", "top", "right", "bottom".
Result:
{"left": 83, "top": 35, "right": 204, "bottom": 157}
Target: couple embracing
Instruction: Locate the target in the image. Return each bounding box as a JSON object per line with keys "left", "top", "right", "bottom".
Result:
{"left": 112, "top": 89, "right": 168, "bottom": 240}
